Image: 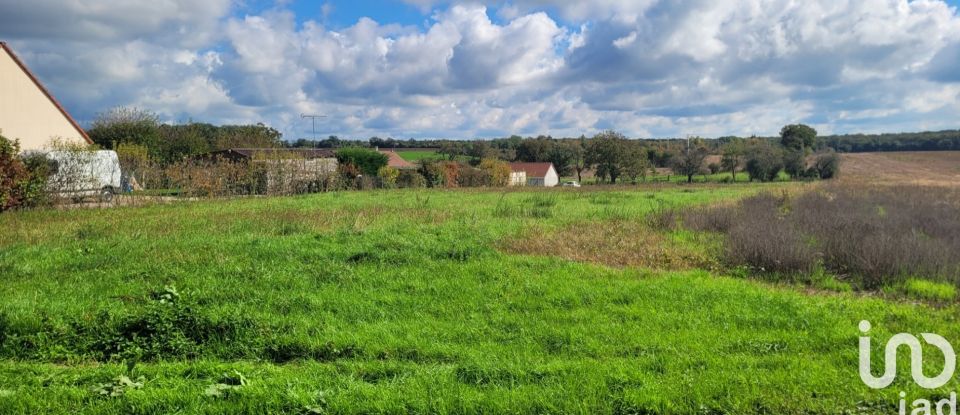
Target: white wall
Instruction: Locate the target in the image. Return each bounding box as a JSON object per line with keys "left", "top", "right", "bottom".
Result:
{"left": 0, "top": 46, "right": 89, "bottom": 151}
{"left": 543, "top": 165, "right": 559, "bottom": 187}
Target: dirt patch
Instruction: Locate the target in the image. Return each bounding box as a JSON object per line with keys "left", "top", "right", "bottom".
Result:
{"left": 840, "top": 151, "right": 960, "bottom": 187}
{"left": 499, "top": 220, "right": 718, "bottom": 270}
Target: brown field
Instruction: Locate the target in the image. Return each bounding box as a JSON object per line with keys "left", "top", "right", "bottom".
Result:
{"left": 840, "top": 151, "right": 960, "bottom": 186}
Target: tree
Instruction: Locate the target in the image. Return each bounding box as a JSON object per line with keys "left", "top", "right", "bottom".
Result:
{"left": 515, "top": 137, "right": 552, "bottom": 162}
{"left": 720, "top": 140, "right": 745, "bottom": 182}
{"left": 566, "top": 139, "right": 589, "bottom": 183}
{"left": 157, "top": 123, "right": 212, "bottom": 163}
{"left": 622, "top": 143, "right": 651, "bottom": 183}
{"left": 88, "top": 107, "right": 161, "bottom": 156}
{"left": 336, "top": 148, "right": 388, "bottom": 176}
{"left": 780, "top": 124, "right": 818, "bottom": 153}
{"left": 438, "top": 141, "right": 464, "bottom": 160}
{"left": 783, "top": 149, "right": 807, "bottom": 179}
{"left": 745, "top": 141, "right": 784, "bottom": 182}
{"left": 586, "top": 131, "right": 629, "bottom": 184}
{"left": 213, "top": 124, "right": 283, "bottom": 150}
{"left": 547, "top": 143, "right": 575, "bottom": 177}
{"left": 670, "top": 139, "right": 709, "bottom": 183}
{"left": 466, "top": 141, "right": 496, "bottom": 165}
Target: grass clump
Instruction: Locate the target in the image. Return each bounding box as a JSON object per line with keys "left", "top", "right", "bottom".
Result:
{"left": 897, "top": 278, "right": 957, "bottom": 302}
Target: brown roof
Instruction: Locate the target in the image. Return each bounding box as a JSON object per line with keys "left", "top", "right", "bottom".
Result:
{"left": 0, "top": 41, "right": 92, "bottom": 145}
{"left": 381, "top": 150, "right": 416, "bottom": 169}
{"left": 202, "top": 148, "right": 336, "bottom": 161}
{"left": 509, "top": 162, "right": 555, "bottom": 178}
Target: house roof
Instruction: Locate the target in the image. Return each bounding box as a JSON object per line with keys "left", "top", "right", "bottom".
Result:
{"left": 380, "top": 150, "right": 416, "bottom": 169}
{"left": 203, "top": 148, "right": 336, "bottom": 160}
{"left": 0, "top": 41, "right": 92, "bottom": 145}
{"left": 509, "top": 162, "right": 555, "bottom": 178}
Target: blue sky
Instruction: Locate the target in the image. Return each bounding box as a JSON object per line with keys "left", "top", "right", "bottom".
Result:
{"left": 1, "top": 0, "right": 959, "bottom": 140}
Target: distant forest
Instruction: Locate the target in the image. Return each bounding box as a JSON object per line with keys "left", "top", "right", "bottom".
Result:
{"left": 818, "top": 130, "right": 960, "bottom": 152}
{"left": 289, "top": 130, "right": 960, "bottom": 153}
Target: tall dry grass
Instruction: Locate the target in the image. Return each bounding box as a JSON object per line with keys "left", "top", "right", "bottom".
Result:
{"left": 682, "top": 184, "right": 960, "bottom": 288}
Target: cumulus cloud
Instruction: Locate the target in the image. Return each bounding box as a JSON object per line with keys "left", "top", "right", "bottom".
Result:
{"left": 1, "top": 0, "right": 959, "bottom": 139}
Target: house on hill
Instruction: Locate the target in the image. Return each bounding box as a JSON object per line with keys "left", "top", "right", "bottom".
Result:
{"left": 0, "top": 42, "right": 92, "bottom": 150}
{"left": 509, "top": 162, "right": 559, "bottom": 187}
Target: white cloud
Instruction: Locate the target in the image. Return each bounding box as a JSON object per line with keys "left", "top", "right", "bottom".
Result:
{"left": 1, "top": 0, "right": 959, "bottom": 139}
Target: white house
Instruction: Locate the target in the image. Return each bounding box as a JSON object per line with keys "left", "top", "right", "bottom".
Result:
{"left": 509, "top": 162, "right": 559, "bottom": 187}
{"left": 0, "top": 41, "right": 92, "bottom": 151}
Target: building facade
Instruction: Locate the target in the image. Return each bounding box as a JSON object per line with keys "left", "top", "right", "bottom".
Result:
{"left": 508, "top": 162, "right": 559, "bottom": 187}
{"left": 0, "top": 42, "right": 92, "bottom": 151}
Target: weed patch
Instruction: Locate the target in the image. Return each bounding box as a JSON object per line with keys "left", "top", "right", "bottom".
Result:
{"left": 682, "top": 184, "right": 960, "bottom": 289}
{"left": 500, "top": 220, "right": 717, "bottom": 270}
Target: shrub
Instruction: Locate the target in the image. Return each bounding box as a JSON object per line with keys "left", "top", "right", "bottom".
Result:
{"left": 812, "top": 152, "right": 841, "bottom": 179}
{"left": 335, "top": 148, "right": 388, "bottom": 176}
{"left": 744, "top": 144, "right": 784, "bottom": 182}
{"left": 377, "top": 166, "right": 399, "bottom": 188}
{"left": 397, "top": 170, "right": 426, "bottom": 188}
{"left": 682, "top": 206, "right": 739, "bottom": 233}
{"left": 478, "top": 158, "right": 510, "bottom": 187}
{"left": 707, "top": 162, "right": 721, "bottom": 175}
{"left": 457, "top": 167, "right": 489, "bottom": 187}
{"left": 418, "top": 160, "right": 446, "bottom": 188}
{"left": 0, "top": 134, "right": 32, "bottom": 211}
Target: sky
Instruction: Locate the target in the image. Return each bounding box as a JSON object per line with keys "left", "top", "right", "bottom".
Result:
{"left": 1, "top": 0, "right": 959, "bottom": 141}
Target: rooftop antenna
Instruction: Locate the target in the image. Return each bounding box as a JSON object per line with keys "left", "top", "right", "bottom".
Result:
{"left": 300, "top": 114, "right": 327, "bottom": 141}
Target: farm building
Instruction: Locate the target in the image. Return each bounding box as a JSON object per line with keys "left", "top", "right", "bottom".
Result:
{"left": 509, "top": 162, "right": 559, "bottom": 187}
{"left": 0, "top": 42, "right": 92, "bottom": 150}
{"left": 509, "top": 170, "right": 527, "bottom": 186}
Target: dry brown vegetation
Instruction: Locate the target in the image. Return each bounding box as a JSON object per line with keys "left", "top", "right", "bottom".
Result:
{"left": 499, "top": 219, "right": 718, "bottom": 270}
{"left": 840, "top": 151, "right": 960, "bottom": 186}
{"left": 682, "top": 183, "right": 960, "bottom": 288}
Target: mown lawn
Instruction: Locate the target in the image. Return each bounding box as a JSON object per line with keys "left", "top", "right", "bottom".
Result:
{"left": 0, "top": 184, "right": 957, "bottom": 414}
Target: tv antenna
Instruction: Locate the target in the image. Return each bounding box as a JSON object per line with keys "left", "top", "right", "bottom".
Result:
{"left": 300, "top": 114, "right": 327, "bottom": 141}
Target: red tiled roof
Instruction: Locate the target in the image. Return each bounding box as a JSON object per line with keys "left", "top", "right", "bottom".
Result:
{"left": 0, "top": 41, "right": 92, "bottom": 144}
{"left": 509, "top": 162, "right": 555, "bottom": 178}
{"left": 381, "top": 150, "right": 416, "bottom": 169}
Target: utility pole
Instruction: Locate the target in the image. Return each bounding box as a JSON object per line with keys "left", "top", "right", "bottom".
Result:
{"left": 300, "top": 114, "right": 327, "bottom": 141}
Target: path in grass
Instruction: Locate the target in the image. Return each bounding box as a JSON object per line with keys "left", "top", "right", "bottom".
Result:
{"left": 0, "top": 184, "right": 956, "bottom": 414}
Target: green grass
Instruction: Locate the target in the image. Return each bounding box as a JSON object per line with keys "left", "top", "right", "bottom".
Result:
{"left": 1, "top": 184, "right": 957, "bottom": 414}
{"left": 395, "top": 150, "right": 443, "bottom": 162}
{"left": 893, "top": 279, "right": 957, "bottom": 302}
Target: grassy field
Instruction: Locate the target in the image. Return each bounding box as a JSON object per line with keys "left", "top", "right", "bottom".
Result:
{"left": 1, "top": 184, "right": 958, "bottom": 413}
{"left": 395, "top": 150, "right": 443, "bottom": 162}
{"left": 840, "top": 151, "right": 960, "bottom": 186}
